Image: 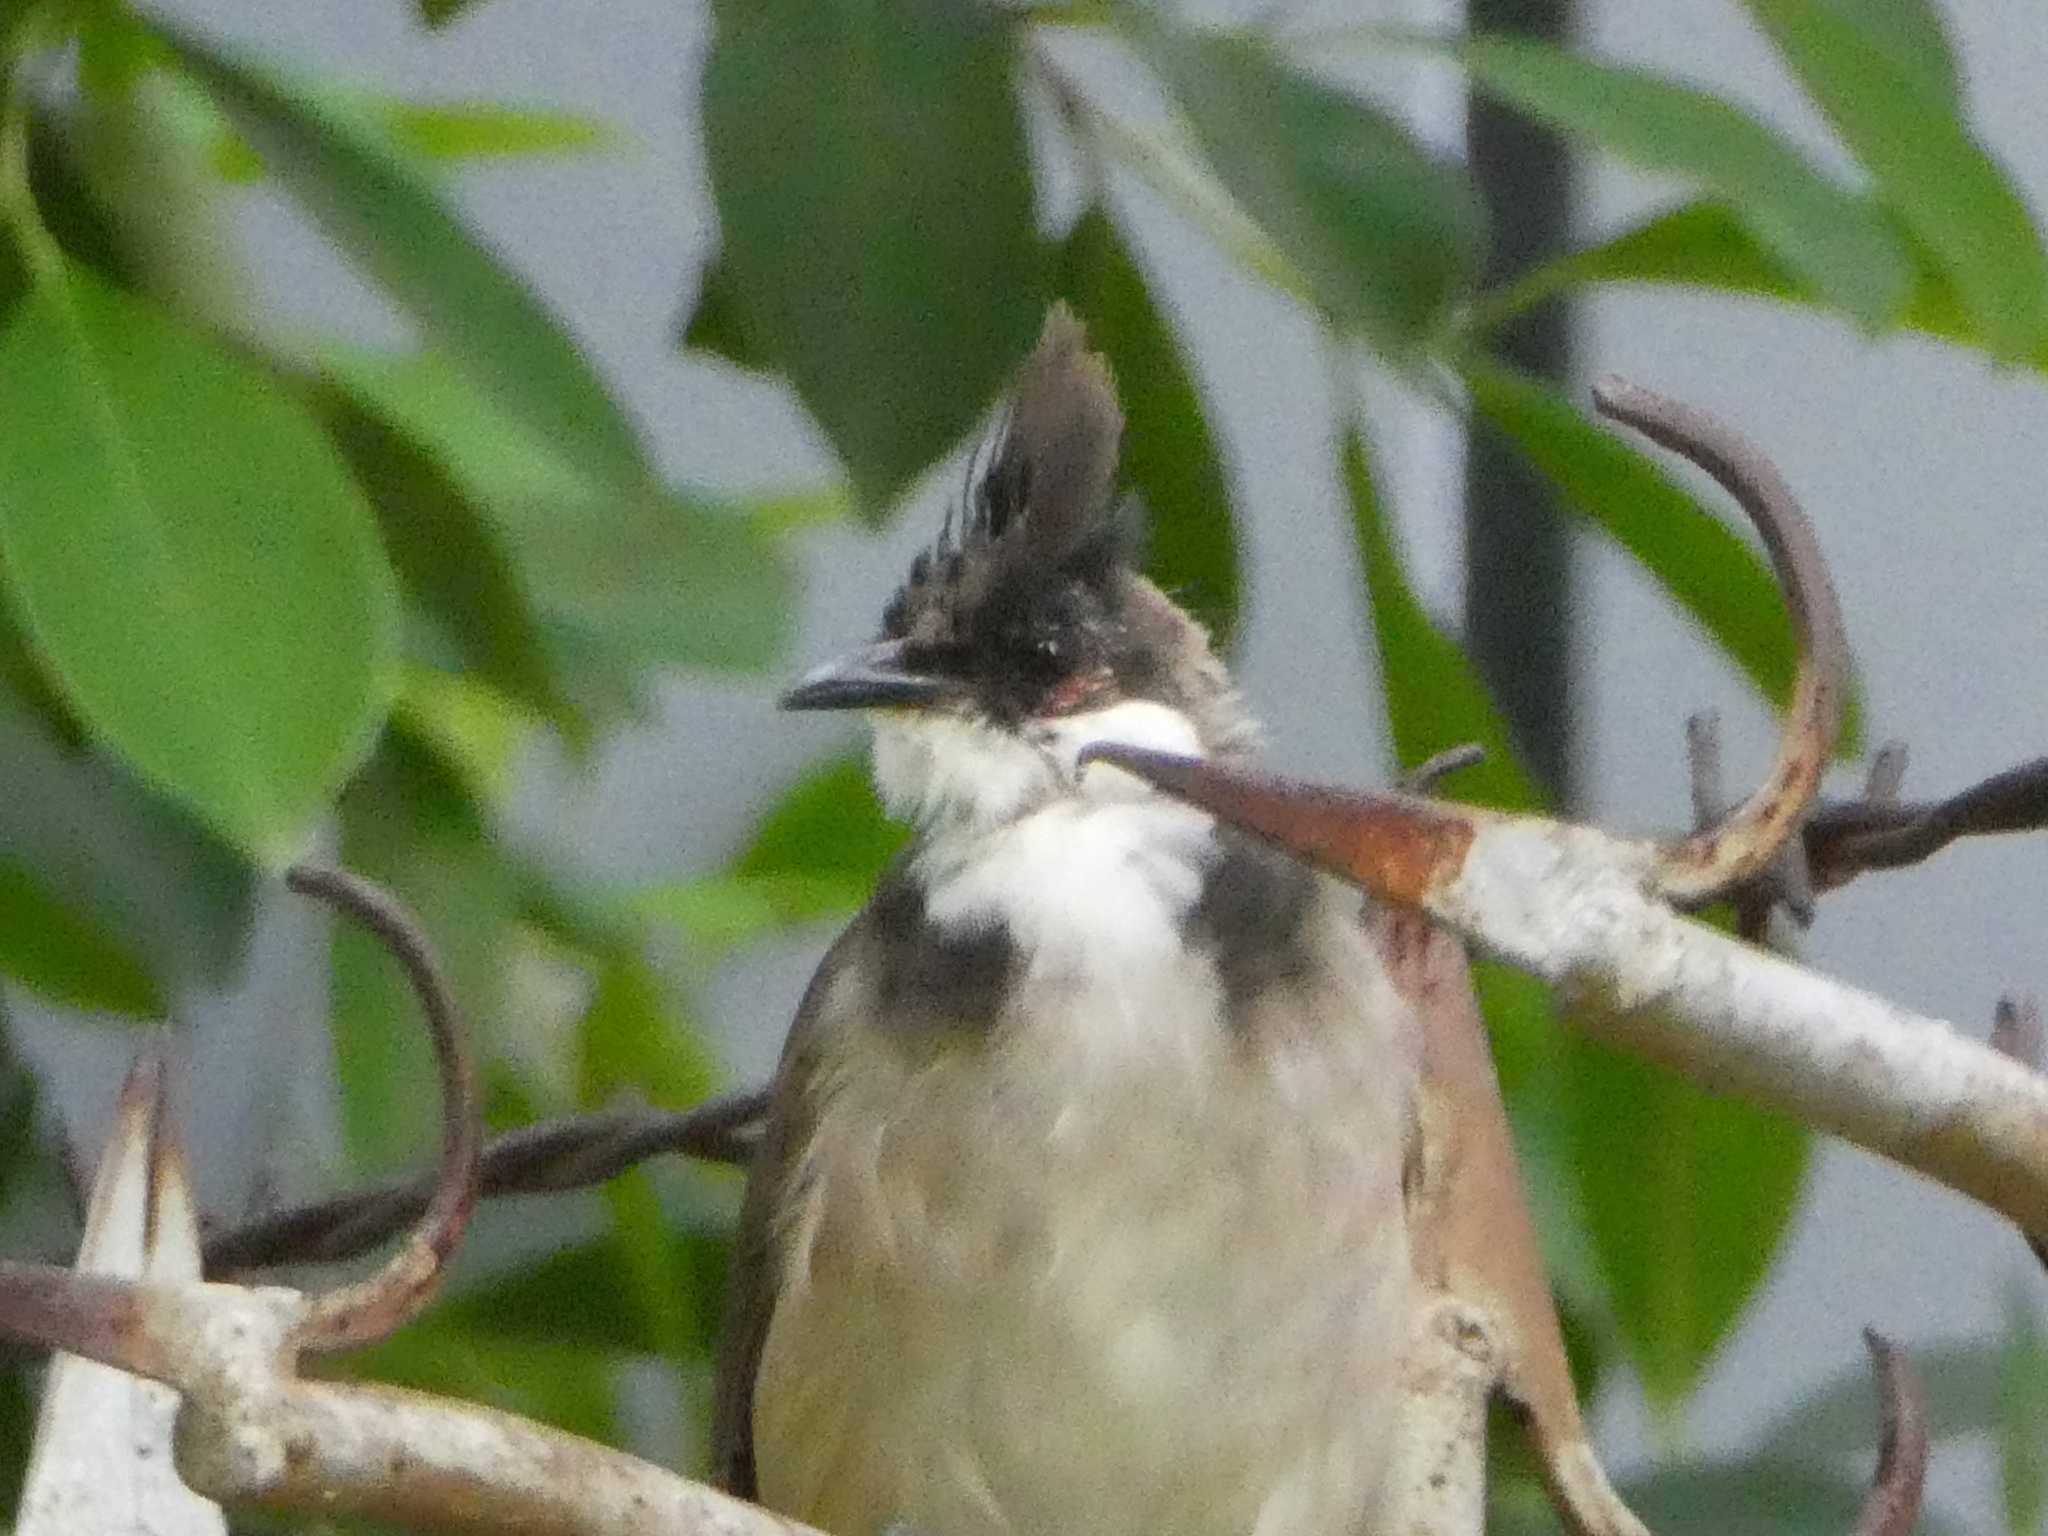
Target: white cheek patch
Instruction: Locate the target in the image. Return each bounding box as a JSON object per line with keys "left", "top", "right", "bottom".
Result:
{"left": 868, "top": 699, "right": 1208, "bottom": 834}
{"left": 1031, "top": 700, "right": 1207, "bottom": 801}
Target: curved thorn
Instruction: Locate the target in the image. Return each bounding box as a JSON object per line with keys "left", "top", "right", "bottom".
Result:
{"left": 282, "top": 864, "right": 480, "bottom": 1353}
{"left": 1850, "top": 1329, "right": 1928, "bottom": 1536}
{"left": 1592, "top": 378, "right": 1848, "bottom": 906}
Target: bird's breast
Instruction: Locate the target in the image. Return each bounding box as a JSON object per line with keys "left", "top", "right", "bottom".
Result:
{"left": 756, "top": 801, "right": 1417, "bottom": 1536}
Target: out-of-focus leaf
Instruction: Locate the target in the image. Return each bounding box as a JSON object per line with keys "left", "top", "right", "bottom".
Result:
{"left": 1567, "top": 1039, "right": 1809, "bottom": 1405}
{"left": 391, "top": 664, "right": 533, "bottom": 808}
{"left": 160, "top": 20, "right": 655, "bottom": 497}
{"left": 2001, "top": 1291, "right": 2048, "bottom": 1536}
{"left": 643, "top": 756, "right": 903, "bottom": 958}
{"left": 418, "top": 0, "right": 485, "bottom": 27}
{"left": 737, "top": 756, "right": 905, "bottom": 886}
{"left": 643, "top": 870, "right": 873, "bottom": 960}
{"left": 1474, "top": 201, "right": 1800, "bottom": 327}
{"left": 1136, "top": 21, "right": 1481, "bottom": 350}
{"left": 333, "top": 731, "right": 525, "bottom": 1170}
{"left": 1345, "top": 429, "right": 1605, "bottom": 1327}
{"left": 577, "top": 951, "right": 720, "bottom": 1113}
{"left": 1058, "top": 207, "right": 1241, "bottom": 645}
{"left": 321, "top": 382, "right": 583, "bottom": 736}
{"left": 1341, "top": 431, "right": 1539, "bottom": 812}
{"left": 0, "top": 689, "right": 252, "bottom": 991}
{"left": 700, "top": 0, "right": 1042, "bottom": 512}
{"left": 678, "top": 257, "right": 763, "bottom": 372}
{"left": 1476, "top": 200, "right": 2023, "bottom": 371}
{"left": 209, "top": 97, "right": 615, "bottom": 181}
{"left": 1457, "top": 37, "right": 1906, "bottom": 330}
{"left": 1765, "top": 1337, "right": 1997, "bottom": 1453}
{"left": 339, "top": 1314, "right": 618, "bottom": 1443}
{"left": 384, "top": 100, "right": 612, "bottom": 160}
{"left": 437, "top": 1222, "right": 732, "bottom": 1360}
{"left": 0, "top": 269, "right": 397, "bottom": 862}
{"left": 1739, "top": 0, "right": 2048, "bottom": 361}
{"left": 1463, "top": 360, "right": 1864, "bottom": 757}
{"left": 319, "top": 346, "right": 794, "bottom": 677}
{"left": 1488, "top": 1460, "right": 1965, "bottom": 1536}
{"left": 0, "top": 1024, "right": 38, "bottom": 1213}
{"left": 0, "top": 862, "right": 161, "bottom": 1017}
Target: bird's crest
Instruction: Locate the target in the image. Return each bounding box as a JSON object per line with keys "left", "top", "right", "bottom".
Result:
{"left": 882, "top": 306, "right": 1134, "bottom": 647}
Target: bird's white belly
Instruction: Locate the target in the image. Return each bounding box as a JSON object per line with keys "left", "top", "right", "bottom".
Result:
{"left": 757, "top": 928, "right": 1413, "bottom": 1536}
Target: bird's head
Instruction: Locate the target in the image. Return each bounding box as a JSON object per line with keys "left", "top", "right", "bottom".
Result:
{"left": 781, "top": 306, "right": 1252, "bottom": 833}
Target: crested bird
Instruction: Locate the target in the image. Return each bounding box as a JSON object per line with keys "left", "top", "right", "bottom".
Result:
{"left": 713, "top": 307, "right": 1419, "bottom": 1536}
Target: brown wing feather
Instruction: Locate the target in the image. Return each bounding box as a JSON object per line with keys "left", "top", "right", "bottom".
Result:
{"left": 709, "top": 910, "right": 876, "bottom": 1496}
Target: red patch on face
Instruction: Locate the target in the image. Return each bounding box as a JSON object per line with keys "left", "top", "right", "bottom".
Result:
{"left": 1039, "top": 668, "right": 1113, "bottom": 718}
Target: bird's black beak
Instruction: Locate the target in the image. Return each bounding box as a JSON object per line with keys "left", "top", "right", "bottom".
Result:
{"left": 780, "top": 639, "right": 957, "bottom": 712}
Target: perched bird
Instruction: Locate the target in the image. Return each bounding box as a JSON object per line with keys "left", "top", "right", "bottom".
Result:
{"left": 713, "top": 308, "right": 1420, "bottom": 1536}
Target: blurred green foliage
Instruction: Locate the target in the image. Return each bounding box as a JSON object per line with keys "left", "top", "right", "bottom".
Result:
{"left": 0, "top": 0, "right": 2040, "bottom": 1529}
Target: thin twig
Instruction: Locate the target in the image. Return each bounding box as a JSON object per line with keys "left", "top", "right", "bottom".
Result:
{"left": 1404, "top": 743, "right": 1488, "bottom": 794}
{"left": 1807, "top": 754, "right": 2048, "bottom": 889}
{"left": 281, "top": 865, "right": 481, "bottom": 1352}
{"left": 204, "top": 1089, "right": 767, "bottom": 1275}
{"left": 1593, "top": 377, "right": 1848, "bottom": 907}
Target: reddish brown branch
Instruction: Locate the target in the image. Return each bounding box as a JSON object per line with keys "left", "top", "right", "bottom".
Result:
{"left": 281, "top": 864, "right": 481, "bottom": 1352}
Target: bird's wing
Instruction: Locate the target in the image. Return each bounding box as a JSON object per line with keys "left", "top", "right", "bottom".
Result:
{"left": 709, "top": 906, "right": 876, "bottom": 1498}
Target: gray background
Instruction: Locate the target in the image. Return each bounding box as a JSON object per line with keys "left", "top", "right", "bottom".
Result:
{"left": 19, "top": 0, "right": 2048, "bottom": 1525}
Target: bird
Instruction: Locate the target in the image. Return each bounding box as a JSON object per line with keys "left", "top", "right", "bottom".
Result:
{"left": 712, "top": 306, "right": 1420, "bottom": 1536}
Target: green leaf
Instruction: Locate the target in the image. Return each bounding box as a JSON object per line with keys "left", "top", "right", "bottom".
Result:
{"left": 332, "top": 731, "right": 525, "bottom": 1171}
{"left": 1057, "top": 207, "right": 1242, "bottom": 646}
{"left": 1499, "top": 1461, "right": 1965, "bottom": 1536}
{"left": 701, "top": 0, "right": 1042, "bottom": 512}
{"left": 1477, "top": 200, "right": 2021, "bottom": 372}
{"left": 1566, "top": 1039, "right": 1809, "bottom": 1405}
{"left": 320, "top": 381, "right": 584, "bottom": 737}
{"left": 342, "top": 1314, "right": 619, "bottom": 1443}
{"left": 210, "top": 97, "right": 616, "bottom": 181}
{"left": 318, "top": 346, "right": 795, "bottom": 678}
{"left": 1346, "top": 428, "right": 1610, "bottom": 1332}
{"left": 2000, "top": 1292, "right": 2048, "bottom": 1536}
{"left": 161, "top": 20, "right": 656, "bottom": 497}
{"left": 678, "top": 257, "right": 763, "bottom": 372}
{"left": 0, "top": 269, "right": 397, "bottom": 862}
{"left": 1462, "top": 360, "right": 1863, "bottom": 758}
{"left": 1136, "top": 21, "right": 1481, "bottom": 350}
{"left": 1341, "top": 430, "right": 1540, "bottom": 812}
{"left": 0, "top": 687, "right": 253, "bottom": 991}
{"left": 384, "top": 100, "right": 613, "bottom": 161}
{"left": 736, "top": 755, "right": 906, "bottom": 886}
{"left": 642, "top": 869, "right": 874, "bottom": 960}
{"left": 1474, "top": 201, "right": 1801, "bottom": 329}
{"left": 1739, "top": 0, "right": 2048, "bottom": 360}
{"left": 437, "top": 1221, "right": 732, "bottom": 1360}
{"left": 644, "top": 756, "right": 904, "bottom": 958}
{"left": 577, "top": 951, "right": 720, "bottom": 1112}
{"left": 1457, "top": 37, "right": 1907, "bottom": 331}
{"left": 0, "top": 861, "right": 161, "bottom": 1017}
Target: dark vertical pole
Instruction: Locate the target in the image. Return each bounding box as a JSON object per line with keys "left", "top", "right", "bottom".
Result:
{"left": 1463, "top": 0, "right": 1577, "bottom": 805}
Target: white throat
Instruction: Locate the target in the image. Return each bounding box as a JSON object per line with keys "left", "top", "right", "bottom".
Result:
{"left": 869, "top": 698, "right": 1208, "bottom": 835}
